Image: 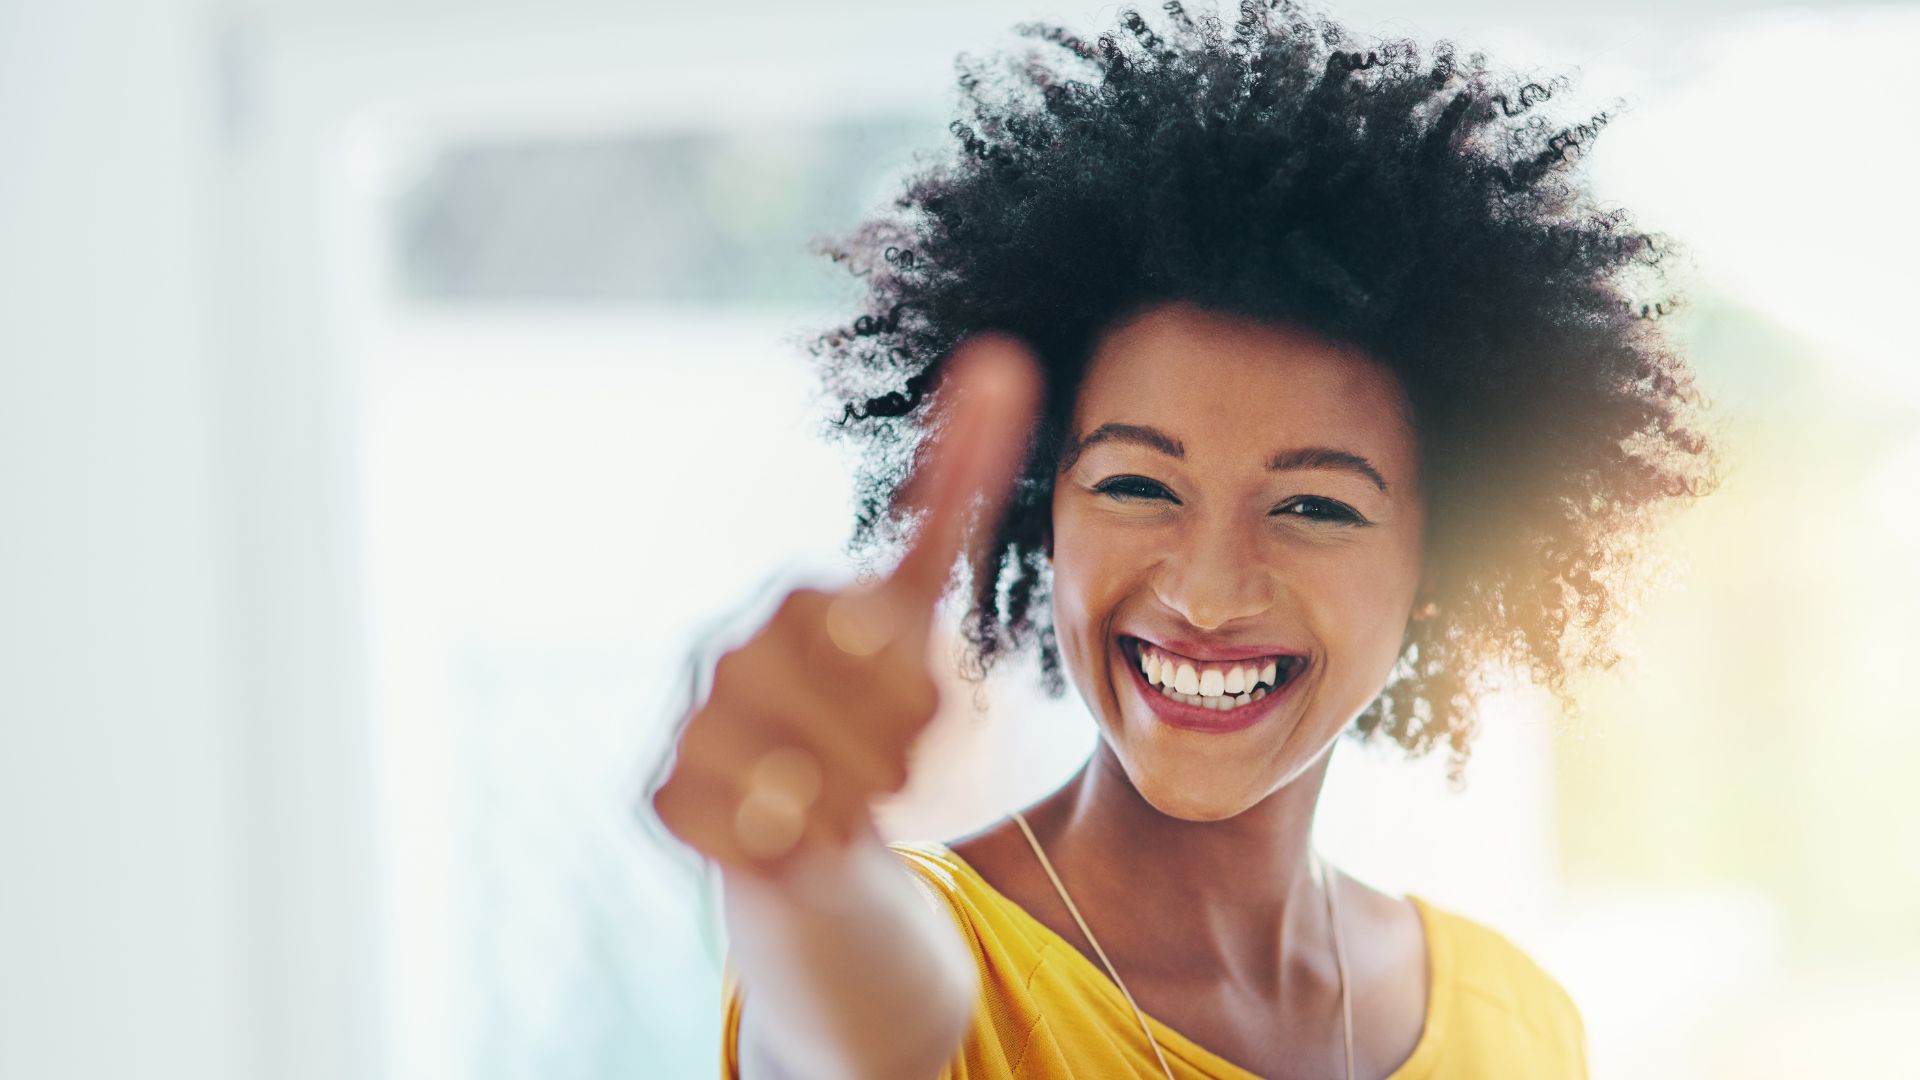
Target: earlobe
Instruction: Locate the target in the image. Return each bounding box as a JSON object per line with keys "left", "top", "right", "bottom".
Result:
{"left": 1408, "top": 555, "right": 1435, "bottom": 620}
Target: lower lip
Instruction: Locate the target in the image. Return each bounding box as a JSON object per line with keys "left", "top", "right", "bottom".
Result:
{"left": 1120, "top": 641, "right": 1307, "bottom": 735}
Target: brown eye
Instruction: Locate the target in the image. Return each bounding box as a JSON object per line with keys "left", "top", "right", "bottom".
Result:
{"left": 1092, "top": 476, "right": 1179, "bottom": 503}
{"left": 1274, "top": 497, "right": 1365, "bottom": 524}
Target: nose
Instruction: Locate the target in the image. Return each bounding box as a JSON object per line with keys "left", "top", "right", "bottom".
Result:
{"left": 1151, "top": 519, "right": 1276, "bottom": 631}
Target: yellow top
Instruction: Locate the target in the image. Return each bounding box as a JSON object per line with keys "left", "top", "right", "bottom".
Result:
{"left": 720, "top": 839, "right": 1589, "bottom": 1079}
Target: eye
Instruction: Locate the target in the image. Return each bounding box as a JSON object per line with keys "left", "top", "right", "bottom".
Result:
{"left": 1273, "top": 497, "right": 1366, "bottom": 525}
{"left": 1091, "top": 475, "right": 1179, "bottom": 503}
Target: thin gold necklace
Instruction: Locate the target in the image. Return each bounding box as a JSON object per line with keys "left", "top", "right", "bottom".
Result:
{"left": 1008, "top": 810, "right": 1355, "bottom": 1080}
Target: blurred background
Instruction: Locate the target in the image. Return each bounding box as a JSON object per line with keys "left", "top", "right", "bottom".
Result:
{"left": 3, "top": 0, "right": 1916, "bottom": 1077}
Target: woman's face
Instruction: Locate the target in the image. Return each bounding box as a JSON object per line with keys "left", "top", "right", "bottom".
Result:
{"left": 1049, "top": 301, "right": 1426, "bottom": 821}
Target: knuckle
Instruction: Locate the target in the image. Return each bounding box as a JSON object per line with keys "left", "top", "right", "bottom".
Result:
{"left": 681, "top": 723, "right": 715, "bottom": 763}
{"left": 910, "top": 674, "right": 942, "bottom": 717}
{"left": 674, "top": 701, "right": 754, "bottom": 767}
{"left": 890, "top": 671, "right": 941, "bottom": 727}
{"left": 647, "top": 778, "right": 686, "bottom": 829}
{"left": 675, "top": 702, "right": 721, "bottom": 751}
{"left": 825, "top": 747, "right": 888, "bottom": 799}
{"left": 710, "top": 647, "right": 740, "bottom": 682}
{"left": 880, "top": 756, "right": 912, "bottom": 795}
{"left": 709, "top": 646, "right": 753, "bottom": 690}
{"left": 774, "top": 586, "right": 827, "bottom": 623}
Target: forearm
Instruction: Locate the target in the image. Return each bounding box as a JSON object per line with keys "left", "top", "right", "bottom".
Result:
{"left": 722, "top": 822, "right": 977, "bottom": 1079}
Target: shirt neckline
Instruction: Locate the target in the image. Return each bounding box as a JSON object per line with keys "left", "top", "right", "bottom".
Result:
{"left": 901, "top": 838, "right": 1451, "bottom": 1080}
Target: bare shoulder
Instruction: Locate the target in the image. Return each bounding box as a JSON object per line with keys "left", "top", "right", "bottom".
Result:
{"left": 941, "top": 812, "right": 1082, "bottom": 945}
{"left": 1330, "top": 870, "right": 1430, "bottom": 1077}
{"left": 1334, "top": 870, "right": 1427, "bottom": 977}
{"left": 944, "top": 815, "right": 1042, "bottom": 903}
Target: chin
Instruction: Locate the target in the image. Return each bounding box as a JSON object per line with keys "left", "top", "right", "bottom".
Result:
{"left": 1106, "top": 743, "right": 1272, "bottom": 822}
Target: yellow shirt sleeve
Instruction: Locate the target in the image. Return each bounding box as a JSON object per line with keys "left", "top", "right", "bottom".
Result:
{"left": 720, "top": 839, "right": 1589, "bottom": 1079}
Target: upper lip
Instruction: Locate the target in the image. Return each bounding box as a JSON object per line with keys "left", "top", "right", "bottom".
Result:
{"left": 1123, "top": 634, "right": 1307, "bottom": 664}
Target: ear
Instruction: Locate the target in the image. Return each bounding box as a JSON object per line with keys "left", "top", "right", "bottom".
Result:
{"left": 1408, "top": 551, "right": 1437, "bottom": 621}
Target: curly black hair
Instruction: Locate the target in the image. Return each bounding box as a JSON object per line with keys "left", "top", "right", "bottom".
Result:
{"left": 802, "top": 0, "right": 1722, "bottom": 784}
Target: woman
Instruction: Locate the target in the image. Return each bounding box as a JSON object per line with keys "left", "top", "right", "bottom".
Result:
{"left": 649, "top": 3, "right": 1720, "bottom": 1077}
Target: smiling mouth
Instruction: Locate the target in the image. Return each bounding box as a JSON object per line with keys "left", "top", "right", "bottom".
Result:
{"left": 1119, "top": 636, "right": 1307, "bottom": 712}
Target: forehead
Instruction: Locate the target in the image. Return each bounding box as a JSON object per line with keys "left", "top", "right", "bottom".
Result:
{"left": 1072, "top": 302, "right": 1417, "bottom": 469}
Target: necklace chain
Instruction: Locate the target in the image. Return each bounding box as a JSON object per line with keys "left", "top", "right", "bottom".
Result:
{"left": 1008, "top": 810, "right": 1355, "bottom": 1080}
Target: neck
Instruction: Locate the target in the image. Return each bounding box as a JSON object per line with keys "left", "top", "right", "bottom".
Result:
{"left": 1026, "top": 739, "right": 1339, "bottom": 997}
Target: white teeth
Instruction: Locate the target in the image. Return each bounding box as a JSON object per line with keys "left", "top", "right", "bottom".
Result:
{"left": 1134, "top": 643, "right": 1296, "bottom": 711}
{"left": 1152, "top": 680, "right": 1273, "bottom": 710}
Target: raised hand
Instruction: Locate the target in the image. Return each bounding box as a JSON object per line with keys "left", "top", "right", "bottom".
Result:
{"left": 648, "top": 334, "right": 1042, "bottom": 883}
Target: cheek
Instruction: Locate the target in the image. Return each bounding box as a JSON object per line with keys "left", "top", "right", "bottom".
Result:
{"left": 1046, "top": 510, "right": 1104, "bottom": 656}
{"left": 1305, "top": 537, "right": 1423, "bottom": 675}
{"left": 1046, "top": 504, "right": 1146, "bottom": 675}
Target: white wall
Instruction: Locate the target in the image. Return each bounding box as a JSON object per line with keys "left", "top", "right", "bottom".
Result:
{"left": 0, "top": 2, "right": 253, "bottom": 1078}
{"left": 0, "top": 1, "right": 384, "bottom": 1077}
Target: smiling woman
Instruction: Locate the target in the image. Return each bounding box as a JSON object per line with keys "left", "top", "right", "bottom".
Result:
{"left": 647, "top": 2, "right": 1725, "bottom": 1078}
{"left": 1046, "top": 305, "right": 1428, "bottom": 818}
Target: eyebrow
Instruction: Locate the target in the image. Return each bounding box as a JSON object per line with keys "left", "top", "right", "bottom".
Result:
{"left": 1058, "top": 423, "right": 1184, "bottom": 469}
{"left": 1062, "top": 421, "right": 1389, "bottom": 494}
{"left": 1267, "top": 446, "right": 1389, "bottom": 494}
